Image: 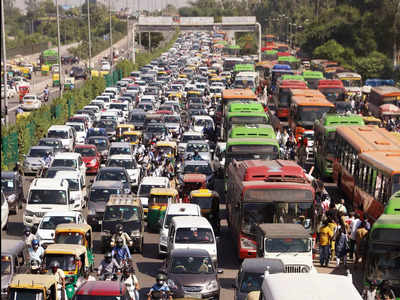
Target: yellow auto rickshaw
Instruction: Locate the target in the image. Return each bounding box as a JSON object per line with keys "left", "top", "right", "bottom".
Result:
{"left": 64, "top": 77, "right": 75, "bottom": 90}
{"left": 178, "top": 73, "right": 188, "bottom": 79}
{"left": 44, "top": 244, "right": 91, "bottom": 300}
{"left": 362, "top": 116, "right": 382, "bottom": 126}
{"left": 168, "top": 91, "right": 182, "bottom": 102}
{"left": 54, "top": 223, "right": 94, "bottom": 269}
{"left": 91, "top": 70, "right": 99, "bottom": 77}
{"left": 148, "top": 188, "right": 179, "bottom": 231}
{"left": 116, "top": 124, "right": 135, "bottom": 141}
{"left": 41, "top": 64, "right": 50, "bottom": 76}
{"left": 8, "top": 274, "right": 59, "bottom": 300}
{"left": 122, "top": 130, "right": 142, "bottom": 145}
{"left": 52, "top": 73, "right": 60, "bottom": 87}
{"left": 187, "top": 90, "right": 201, "bottom": 100}
{"left": 21, "top": 67, "right": 32, "bottom": 80}
{"left": 16, "top": 111, "right": 31, "bottom": 122}
{"left": 100, "top": 70, "right": 109, "bottom": 76}
{"left": 189, "top": 189, "right": 221, "bottom": 234}
{"left": 156, "top": 141, "right": 177, "bottom": 158}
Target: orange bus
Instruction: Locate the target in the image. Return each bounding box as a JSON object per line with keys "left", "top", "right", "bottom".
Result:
{"left": 288, "top": 90, "right": 334, "bottom": 137}
{"left": 353, "top": 151, "right": 400, "bottom": 221}
{"left": 367, "top": 86, "right": 400, "bottom": 118}
{"left": 333, "top": 126, "right": 400, "bottom": 203}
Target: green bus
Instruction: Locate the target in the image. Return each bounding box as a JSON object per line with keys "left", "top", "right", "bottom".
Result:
{"left": 281, "top": 74, "right": 305, "bottom": 81}
{"left": 224, "top": 111, "right": 270, "bottom": 141}
{"left": 384, "top": 191, "right": 400, "bottom": 215}
{"left": 364, "top": 214, "right": 400, "bottom": 299}
{"left": 302, "top": 70, "right": 325, "bottom": 89}
{"left": 233, "top": 64, "right": 255, "bottom": 76}
{"left": 229, "top": 124, "right": 276, "bottom": 139}
{"left": 263, "top": 50, "right": 278, "bottom": 61}
{"left": 278, "top": 56, "right": 301, "bottom": 70}
{"left": 40, "top": 49, "right": 58, "bottom": 66}
{"left": 225, "top": 137, "right": 280, "bottom": 167}
{"left": 313, "top": 113, "right": 365, "bottom": 178}
{"left": 228, "top": 101, "right": 264, "bottom": 113}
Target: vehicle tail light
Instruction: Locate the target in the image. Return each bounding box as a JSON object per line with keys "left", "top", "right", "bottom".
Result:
{"left": 240, "top": 236, "right": 256, "bottom": 250}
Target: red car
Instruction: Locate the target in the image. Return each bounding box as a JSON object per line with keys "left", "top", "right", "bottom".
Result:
{"left": 74, "top": 281, "right": 131, "bottom": 300}
{"left": 74, "top": 144, "right": 101, "bottom": 174}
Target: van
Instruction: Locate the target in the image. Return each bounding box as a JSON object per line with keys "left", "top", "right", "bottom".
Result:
{"left": 47, "top": 125, "right": 75, "bottom": 151}
{"left": 247, "top": 273, "right": 363, "bottom": 300}
{"left": 158, "top": 203, "right": 201, "bottom": 256}
{"left": 23, "top": 178, "right": 70, "bottom": 227}
{"left": 168, "top": 216, "right": 218, "bottom": 265}
{"left": 1, "top": 240, "right": 27, "bottom": 297}
{"left": 54, "top": 170, "right": 87, "bottom": 210}
{"left": 137, "top": 176, "right": 170, "bottom": 217}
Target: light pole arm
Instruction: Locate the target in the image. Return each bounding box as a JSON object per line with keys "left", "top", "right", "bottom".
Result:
{"left": 257, "top": 22, "right": 261, "bottom": 62}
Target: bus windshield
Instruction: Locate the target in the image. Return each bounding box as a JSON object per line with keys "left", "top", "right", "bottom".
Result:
{"left": 227, "top": 145, "right": 279, "bottom": 161}
{"left": 229, "top": 116, "right": 268, "bottom": 126}
{"left": 278, "top": 89, "right": 291, "bottom": 107}
{"left": 320, "top": 88, "right": 344, "bottom": 102}
{"left": 8, "top": 289, "right": 44, "bottom": 300}
{"left": 298, "top": 106, "right": 332, "bottom": 123}
{"left": 341, "top": 79, "right": 361, "bottom": 87}
{"left": 393, "top": 175, "right": 400, "bottom": 195}
{"left": 367, "top": 251, "right": 400, "bottom": 281}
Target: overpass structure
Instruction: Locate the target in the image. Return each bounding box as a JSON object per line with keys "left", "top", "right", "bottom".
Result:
{"left": 135, "top": 16, "right": 262, "bottom": 60}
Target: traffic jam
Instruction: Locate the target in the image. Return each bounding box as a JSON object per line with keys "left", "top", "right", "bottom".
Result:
{"left": 1, "top": 31, "right": 400, "bottom": 300}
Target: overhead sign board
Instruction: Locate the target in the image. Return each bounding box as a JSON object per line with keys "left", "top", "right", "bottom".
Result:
{"left": 222, "top": 16, "right": 257, "bottom": 24}
{"left": 180, "top": 17, "right": 214, "bottom": 25}
{"left": 138, "top": 16, "right": 173, "bottom": 25}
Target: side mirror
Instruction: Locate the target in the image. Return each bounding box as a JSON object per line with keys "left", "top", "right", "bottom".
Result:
{"left": 217, "top": 269, "right": 224, "bottom": 274}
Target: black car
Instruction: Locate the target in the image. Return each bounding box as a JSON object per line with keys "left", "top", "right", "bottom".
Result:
{"left": 128, "top": 109, "right": 146, "bottom": 130}
{"left": 1, "top": 171, "right": 23, "bottom": 214}
{"left": 70, "top": 66, "right": 87, "bottom": 80}
{"left": 38, "top": 138, "right": 64, "bottom": 154}
{"left": 86, "top": 136, "right": 110, "bottom": 161}
{"left": 94, "top": 167, "right": 132, "bottom": 194}
{"left": 93, "top": 120, "right": 117, "bottom": 138}
{"left": 143, "top": 124, "right": 169, "bottom": 144}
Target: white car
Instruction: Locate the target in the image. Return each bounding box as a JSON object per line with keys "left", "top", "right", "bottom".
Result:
{"left": 101, "top": 61, "right": 111, "bottom": 71}
{"left": 1, "top": 192, "right": 9, "bottom": 231}
{"left": 1, "top": 85, "right": 17, "bottom": 99}
{"left": 36, "top": 210, "right": 86, "bottom": 247}
{"left": 21, "top": 94, "right": 41, "bottom": 111}
{"left": 54, "top": 170, "right": 87, "bottom": 210}
{"left": 50, "top": 152, "right": 87, "bottom": 184}
{"left": 106, "top": 154, "right": 141, "bottom": 187}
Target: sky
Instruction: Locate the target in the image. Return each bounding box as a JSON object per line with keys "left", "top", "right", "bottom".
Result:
{"left": 14, "top": 0, "right": 192, "bottom": 13}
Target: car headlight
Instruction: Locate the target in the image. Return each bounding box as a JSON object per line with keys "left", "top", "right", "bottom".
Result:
{"left": 205, "top": 279, "right": 218, "bottom": 291}
{"left": 25, "top": 210, "right": 34, "bottom": 217}
{"left": 167, "top": 279, "right": 178, "bottom": 289}
{"left": 300, "top": 265, "right": 310, "bottom": 273}
{"left": 90, "top": 159, "right": 97, "bottom": 165}
{"left": 130, "top": 230, "right": 140, "bottom": 237}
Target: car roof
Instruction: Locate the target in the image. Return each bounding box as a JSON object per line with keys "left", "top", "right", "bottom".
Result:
{"left": 54, "top": 152, "right": 80, "bottom": 159}
{"left": 54, "top": 170, "right": 81, "bottom": 179}
{"left": 91, "top": 181, "right": 123, "bottom": 189}
{"left": 48, "top": 125, "right": 72, "bottom": 130}
{"left": 170, "top": 248, "right": 210, "bottom": 257}
{"left": 184, "top": 160, "right": 210, "bottom": 166}
{"left": 30, "top": 146, "right": 53, "bottom": 150}
{"left": 110, "top": 142, "right": 131, "bottom": 147}
{"left": 108, "top": 154, "right": 133, "bottom": 160}
{"left": 42, "top": 210, "right": 80, "bottom": 217}
{"left": 167, "top": 203, "right": 201, "bottom": 215}
{"left": 75, "top": 280, "right": 126, "bottom": 296}
{"left": 172, "top": 216, "right": 211, "bottom": 228}
{"left": 141, "top": 176, "right": 169, "bottom": 184}
{"left": 241, "top": 258, "right": 285, "bottom": 274}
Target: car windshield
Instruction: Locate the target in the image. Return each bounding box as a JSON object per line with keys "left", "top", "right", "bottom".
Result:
{"left": 29, "top": 190, "right": 67, "bottom": 205}
{"left": 97, "top": 170, "right": 127, "bottom": 182}
{"left": 1, "top": 257, "right": 11, "bottom": 275}
{"left": 109, "top": 104, "right": 127, "bottom": 110}
{"left": 146, "top": 126, "right": 165, "bottom": 133}
{"left": 8, "top": 289, "right": 44, "bottom": 300}
{"left": 266, "top": 238, "right": 311, "bottom": 253}
{"left": 44, "top": 254, "right": 76, "bottom": 271}
{"left": 107, "top": 159, "right": 134, "bottom": 169}
{"left": 186, "top": 143, "right": 209, "bottom": 152}
{"left": 51, "top": 159, "right": 77, "bottom": 168}
{"left": 138, "top": 184, "right": 164, "bottom": 197}
{"left": 90, "top": 188, "right": 120, "bottom": 202}
{"left": 131, "top": 114, "right": 145, "bottom": 122}
{"left": 39, "top": 140, "right": 60, "bottom": 148}
{"left": 182, "top": 135, "right": 202, "bottom": 142}
{"left": 191, "top": 196, "right": 213, "bottom": 209}
{"left": 109, "top": 147, "right": 131, "bottom": 156}
{"left": 68, "top": 124, "right": 84, "bottom": 132}
{"left": 184, "top": 164, "right": 212, "bottom": 176}
{"left": 48, "top": 130, "right": 68, "bottom": 139}
{"left": 170, "top": 255, "right": 214, "bottom": 274}
{"left": 28, "top": 148, "right": 48, "bottom": 157}
{"left": 88, "top": 139, "right": 107, "bottom": 151}
{"left": 104, "top": 205, "right": 140, "bottom": 221}
{"left": 164, "top": 116, "right": 180, "bottom": 123}
{"left": 75, "top": 147, "right": 96, "bottom": 157}
{"left": 240, "top": 272, "right": 264, "bottom": 293}
{"left": 40, "top": 216, "right": 75, "bottom": 230}
{"left": 1, "top": 178, "right": 14, "bottom": 191}
{"left": 175, "top": 228, "right": 214, "bottom": 244}
{"left": 54, "top": 232, "right": 83, "bottom": 245}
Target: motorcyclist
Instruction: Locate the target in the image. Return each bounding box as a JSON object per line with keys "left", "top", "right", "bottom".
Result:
{"left": 97, "top": 252, "right": 121, "bottom": 279}
{"left": 110, "top": 224, "right": 133, "bottom": 248}
{"left": 47, "top": 261, "right": 66, "bottom": 300}
{"left": 111, "top": 237, "right": 132, "bottom": 265}
{"left": 122, "top": 266, "right": 140, "bottom": 300}
{"left": 24, "top": 226, "right": 36, "bottom": 249}
{"left": 28, "top": 239, "right": 44, "bottom": 265}
{"left": 42, "top": 151, "right": 52, "bottom": 167}
{"left": 147, "top": 273, "right": 173, "bottom": 300}
{"left": 43, "top": 86, "right": 49, "bottom": 101}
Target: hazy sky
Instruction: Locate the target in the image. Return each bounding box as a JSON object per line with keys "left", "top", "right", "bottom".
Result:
{"left": 14, "top": 0, "right": 192, "bottom": 12}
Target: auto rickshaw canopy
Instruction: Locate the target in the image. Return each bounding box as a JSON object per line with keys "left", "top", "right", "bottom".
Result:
{"left": 362, "top": 116, "right": 381, "bottom": 126}
{"left": 150, "top": 187, "right": 179, "bottom": 197}
{"left": 44, "top": 244, "right": 89, "bottom": 268}
{"left": 55, "top": 223, "right": 93, "bottom": 249}
{"left": 190, "top": 189, "right": 218, "bottom": 198}
{"left": 9, "top": 274, "right": 57, "bottom": 291}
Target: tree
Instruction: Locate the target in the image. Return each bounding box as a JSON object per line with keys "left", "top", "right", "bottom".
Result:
{"left": 354, "top": 51, "right": 393, "bottom": 79}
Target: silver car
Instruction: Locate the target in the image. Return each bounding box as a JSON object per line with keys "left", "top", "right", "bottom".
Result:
{"left": 184, "top": 140, "right": 211, "bottom": 162}
{"left": 22, "top": 146, "right": 54, "bottom": 176}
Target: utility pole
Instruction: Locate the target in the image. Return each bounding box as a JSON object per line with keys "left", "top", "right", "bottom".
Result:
{"left": 56, "top": 0, "right": 63, "bottom": 96}
{"left": 109, "top": 0, "right": 113, "bottom": 70}
{"left": 1, "top": 0, "right": 8, "bottom": 124}
{"left": 87, "top": 0, "right": 92, "bottom": 79}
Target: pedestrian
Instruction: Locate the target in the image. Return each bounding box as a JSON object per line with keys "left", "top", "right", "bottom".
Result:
{"left": 318, "top": 220, "right": 333, "bottom": 267}
{"left": 363, "top": 280, "right": 378, "bottom": 300}
{"left": 355, "top": 221, "right": 369, "bottom": 267}
{"left": 349, "top": 212, "right": 361, "bottom": 260}
{"left": 334, "top": 226, "right": 348, "bottom": 267}
{"left": 335, "top": 198, "right": 347, "bottom": 215}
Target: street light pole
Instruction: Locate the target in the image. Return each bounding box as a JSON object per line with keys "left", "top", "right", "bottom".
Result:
{"left": 56, "top": 0, "right": 63, "bottom": 96}
{"left": 1, "top": 0, "right": 8, "bottom": 124}
{"left": 109, "top": 0, "right": 113, "bottom": 70}
{"left": 87, "top": 0, "right": 92, "bottom": 79}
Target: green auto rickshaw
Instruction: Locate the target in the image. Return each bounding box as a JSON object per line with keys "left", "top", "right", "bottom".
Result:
{"left": 64, "top": 77, "right": 75, "bottom": 90}
{"left": 41, "top": 64, "right": 50, "bottom": 76}
{"left": 52, "top": 73, "right": 60, "bottom": 87}
{"left": 148, "top": 188, "right": 179, "bottom": 232}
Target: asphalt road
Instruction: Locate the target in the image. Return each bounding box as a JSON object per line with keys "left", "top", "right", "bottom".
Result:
{"left": 1, "top": 175, "right": 364, "bottom": 299}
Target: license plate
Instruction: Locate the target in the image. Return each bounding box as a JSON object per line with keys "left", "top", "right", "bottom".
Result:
{"left": 184, "top": 292, "right": 202, "bottom": 299}
{"left": 26, "top": 101, "right": 32, "bottom": 104}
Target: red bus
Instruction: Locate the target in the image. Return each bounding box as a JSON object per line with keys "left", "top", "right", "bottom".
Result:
{"left": 273, "top": 80, "right": 308, "bottom": 119}
{"left": 317, "top": 79, "right": 345, "bottom": 103}
{"left": 226, "top": 160, "right": 315, "bottom": 259}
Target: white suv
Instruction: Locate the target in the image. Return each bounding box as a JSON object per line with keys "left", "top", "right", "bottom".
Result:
{"left": 50, "top": 152, "right": 87, "bottom": 185}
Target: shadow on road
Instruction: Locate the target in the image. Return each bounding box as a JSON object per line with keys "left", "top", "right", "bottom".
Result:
{"left": 218, "top": 226, "right": 240, "bottom": 271}
{"left": 136, "top": 261, "right": 164, "bottom": 277}
{"left": 219, "top": 277, "right": 236, "bottom": 290}
{"left": 141, "top": 242, "right": 160, "bottom": 260}
{"left": 5, "top": 221, "right": 24, "bottom": 236}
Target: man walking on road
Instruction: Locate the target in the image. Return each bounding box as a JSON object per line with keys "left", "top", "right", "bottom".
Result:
{"left": 319, "top": 220, "right": 333, "bottom": 267}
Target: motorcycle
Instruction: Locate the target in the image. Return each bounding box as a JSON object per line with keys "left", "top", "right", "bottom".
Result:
{"left": 148, "top": 290, "right": 173, "bottom": 300}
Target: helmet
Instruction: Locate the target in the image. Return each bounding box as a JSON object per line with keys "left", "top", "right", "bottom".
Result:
{"left": 50, "top": 261, "right": 60, "bottom": 269}
{"left": 156, "top": 273, "right": 167, "bottom": 283}
{"left": 32, "top": 239, "right": 39, "bottom": 247}
{"left": 24, "top": 226, "right": 31, "bottom": 233}
{"left": 116, "top": 237, "right": 124, "bottom": 246}
{"left": 105, "top": 252, "right": 112, "bottom": 259}
{"left": 116, "top": 224, "right": 123, "bottom": 232}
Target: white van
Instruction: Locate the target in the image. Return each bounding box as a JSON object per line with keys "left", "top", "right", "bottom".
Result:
{"left": 54, "top": 170, "right": 87, "bottom": 210}
{"left": 23, "top": 178, "right": 70, "bottom": 227}
{"left": 247, "top": 273, "right": 363, "bottom": 300}
{"left": 65, "top": 122, "right": 86, "bottom": 144}
{"left": 168, "top": 216, "right": 218, "bottom": 265}
{"left": 47, "top": 125, "right": 75, "bottom": 151}
{"left": 137, "top": 176, "right": 170, "bottom": 216}
{"left": 158, "top": 203, "right": 201, "bottom": 256}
